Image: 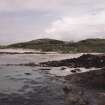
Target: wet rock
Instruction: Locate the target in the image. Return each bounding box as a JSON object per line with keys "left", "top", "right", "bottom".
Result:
{"left": 75, "top": 68, "right": 81, "bottom": 72}
{"left": 39, "top": 68, "right": 51, "bottom": 70}
{"left": 4, "top": 63, "right": 38, "bottom": 67}
{"left": 40, "top": 54, "right": 105, "bottom": 68}
{"left": 23, "top": 63, "right": 37, "bottom": 67}
{"left": 24, "top": 73, "right": 31, "bottom": 75}
{"left": 71, "top": 69, "right": 77, "bottom": 73}
{"left": 71, "top": 69, "right": 81, "bottom": 73}
{"left": 65, "top": 68, "right": 105, "bottom": 88}
{"left": 61, "top": 67, "right": 66, "bottom": 70}
{"left": 64, "top": 85, "right": 89, "bottom": 105}
{"left": 64, "top": 68, "right": 105, "bottom": 105}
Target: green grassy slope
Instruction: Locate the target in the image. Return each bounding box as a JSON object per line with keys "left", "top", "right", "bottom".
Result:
{"left": 74, "top": 39, "right": 105, "bottom": 52}
{"left": 7, "top": 38, "right": 105, "bottom": 53}
{"left": 8, "top": 38, "right": 66, "bottom": 52}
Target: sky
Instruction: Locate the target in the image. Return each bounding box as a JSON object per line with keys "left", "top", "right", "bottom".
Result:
{"left": 0, "top": 0, "right": 105, "bottom": 44}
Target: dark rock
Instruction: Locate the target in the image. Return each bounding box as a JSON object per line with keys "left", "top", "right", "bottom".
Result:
{"left": 71, "top": 69, "right": 81, "bottom": 73}
{"left": 61, "top": 67, "right": 66, "bottom": 70}
{"left": 24, "top": 73, "right": 31, "bottom": 75}
{"left": 39, "top": 68, "right": 51, "bottom": 70}
{"left": 40, "top": 54, "right": 105, "bottom": 68}
{"left": 75, "top": 68, "right": 81, "bottom": 72}
{"left": 65, "top": 68, "right": 105, "bottom": 88}
{"left": 64, "top": 68, "right": 105, "bottom": 105}
{"left": 4, "top": 63, "right": 38, "bottom": 67}
{"left": 71, "top": 69, "right": 77, "bottom": 73}
{"left": 24, "top": 63, "right": 37, "bottom": 67}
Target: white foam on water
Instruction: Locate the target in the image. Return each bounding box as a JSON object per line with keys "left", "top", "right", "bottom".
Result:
{"left": 49, "top": 67, "right": 101, "bottom": 77}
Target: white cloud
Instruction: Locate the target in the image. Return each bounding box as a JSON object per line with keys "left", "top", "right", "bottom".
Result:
{"left": 45, "top": 11, "right": 105, "bottom": 41}
{"left": 0, "top": 0, "right": 105, "bottom": 44}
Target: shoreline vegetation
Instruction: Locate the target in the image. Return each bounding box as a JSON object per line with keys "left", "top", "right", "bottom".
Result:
{"left": 0, "top": 38, "right": 105, "bottom": 53}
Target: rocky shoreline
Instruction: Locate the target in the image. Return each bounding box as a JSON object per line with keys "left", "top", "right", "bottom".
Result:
{"left": 0, "top": 53, "right": 105, "bottom": 105}
{"left": 40, "top": 54, "right": 105, "bottom": 68}
{"left": 40, "top": 54, "right": 105, "bottom": 105}
{"left": 63, "top": 68, "right": 105, "bottom": 105}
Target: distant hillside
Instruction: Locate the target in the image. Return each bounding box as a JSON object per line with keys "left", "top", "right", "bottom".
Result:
{"left": 8, "top": 38, "right": 105, "bottom": 53}
{"left": 73, "top": 39, "right": 105, "bottom": 52}
{"left": 0, "top": 45, "right": 6, "bottom": 49}
{"left": 8, "top": 38, "right": 66, "bottom": 52}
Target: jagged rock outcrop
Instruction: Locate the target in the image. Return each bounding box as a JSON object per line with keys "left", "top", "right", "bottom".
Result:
{"left": 40, "top": 54, "right": 105, "bottom": 68}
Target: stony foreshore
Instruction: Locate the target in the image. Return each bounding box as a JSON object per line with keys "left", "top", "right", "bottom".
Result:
{"left": 0, "top": 52, "right": 105, "bottom": 105}
{"left": 63, "top": 68, "right": 105, "bottom": 105}
{"left": 40, "top": 54, "right": 105, "bottom": 68}
{"left": 39, "top": 54, "right": 105, "bottom": 105}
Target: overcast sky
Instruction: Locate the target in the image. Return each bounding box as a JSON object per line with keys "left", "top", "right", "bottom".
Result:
{"left": 0, "top": 0, "right": 105, "bottom": 44}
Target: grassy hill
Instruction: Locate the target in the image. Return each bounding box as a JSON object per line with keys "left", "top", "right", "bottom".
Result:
{"left": 7, "top": 38, "right": 105, "bottom": 53}
{"left": 0, "top": 45, "right": 6, "bottom": 49}
{"left": 8, "top": 38, "right": 66, "bottom": 52}
{"left": 72, "top": 39, "right": 105, "bottom": 53}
